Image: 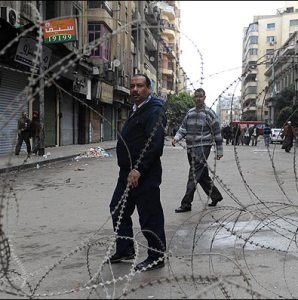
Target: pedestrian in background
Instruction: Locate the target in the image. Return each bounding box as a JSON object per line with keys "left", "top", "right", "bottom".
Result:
{"left": 263, "top": 123, "right": 272, "bottom": 148}
{"left": 30, "top": 111, "right": 41, "bottom": 155}
{"left": 15, "top": 111, "right": 31, "bottom": 156}
{"left": 282, "top": 121, "right": 296, "bottom": 152}
{"left": 109, "top": 74, "right": 167, "bottom": 272}
{"left": 250, "top": 125, "right": 259, "bottom": 146}
{"left": 222, "top": 123, "right": 232, "bottom": 145}
{"left": 172, "top": 88, "right": 223, "bottom": 212}
{"left": 239, "top": 127, "right": 246, "bottom": 145}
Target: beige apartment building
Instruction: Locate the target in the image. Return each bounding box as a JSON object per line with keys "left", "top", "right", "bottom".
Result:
{"left": 157, "top": 0, "right": 182, "bottom": 99}
{"left": 241, "top": 1, "right": 298, "bottom": 122}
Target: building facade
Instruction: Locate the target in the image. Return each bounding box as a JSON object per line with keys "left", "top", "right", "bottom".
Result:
{"left": 241, "top": 1, "right": 298, "bottom": 122}
{"left": 0, "top": 0, "right": 185, "bottom": 155}
{"left": 216, "top": 94, "right": 242, "bottom": 126}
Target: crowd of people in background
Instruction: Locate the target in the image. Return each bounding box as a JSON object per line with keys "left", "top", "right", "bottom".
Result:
{"left": 221, "top": 121, "right": 297, "bottom": 151}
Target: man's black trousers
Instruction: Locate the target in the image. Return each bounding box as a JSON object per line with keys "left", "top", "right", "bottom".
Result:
{"left": 110, "top": 170, "right": 166, "bottom": 259}
{"left": 180, "top": 145, "right": 223, "bottom": 208}
{"left": 15, "top": 132, "right": 31, "bottom": 155}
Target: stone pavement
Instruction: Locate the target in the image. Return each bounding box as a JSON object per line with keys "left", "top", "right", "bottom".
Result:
{"left": 0, "top": 140, "right": 117, "bottom": 174}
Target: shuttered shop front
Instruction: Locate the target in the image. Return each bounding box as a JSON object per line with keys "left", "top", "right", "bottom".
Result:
{"left": 0, "top": 67, "right": 28, "bottom": 155}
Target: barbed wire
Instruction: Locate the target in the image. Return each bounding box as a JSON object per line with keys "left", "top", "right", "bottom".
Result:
{"left": 0, "top": 5, "right": 298, "bottom": 299}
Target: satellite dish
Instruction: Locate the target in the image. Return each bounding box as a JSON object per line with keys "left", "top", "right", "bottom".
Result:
{"left": 113, "top": 59, "right": 121, "bottom": 67}
{"left": 149, "top": 56, "right": 155, "bottom": 62}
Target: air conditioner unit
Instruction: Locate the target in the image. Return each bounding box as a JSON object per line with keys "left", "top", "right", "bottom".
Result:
{"left": 269, "top": 41, "right": 276, "bottom": 46}
{"left": 0, "top": 7, "right": 20, "bottom": 27}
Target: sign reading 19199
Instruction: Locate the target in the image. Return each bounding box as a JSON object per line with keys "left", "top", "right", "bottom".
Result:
{"left": 47, "top": 34, "right": 73, "bottom": 43}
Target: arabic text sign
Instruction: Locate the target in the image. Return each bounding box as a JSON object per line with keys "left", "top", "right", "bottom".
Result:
{"left": 15, "top": 37, "right": 52, "bottom": 71}
{"left": 44, "top": 18, "right": 77, "bottom": 43}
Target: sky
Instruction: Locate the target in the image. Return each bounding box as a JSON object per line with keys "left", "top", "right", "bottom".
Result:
{"left": 180, "top": 1, "right": 285, "bottom": 108}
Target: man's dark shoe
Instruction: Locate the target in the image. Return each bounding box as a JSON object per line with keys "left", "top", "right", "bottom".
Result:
{"left": 175, "top": 206, "right": 191, "bottom": 213}
{"left": 109, "top": 248, "right": 135, "bottom": 264}
{"left": 134, "top": 257, "right": 165, "bottom": 272}
{"left": 208, "top": 198, "right": 223, "bottom": 207}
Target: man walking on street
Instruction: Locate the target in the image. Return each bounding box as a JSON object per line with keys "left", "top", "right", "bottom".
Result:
{"left": 250, "top": 125, "right": 259, "bottom": 146}
{"left": 172, "top": 88, "right": 223, "bottom": 212}
{"left": 30, "top": 111, "right": 42, "bottom": 155}
{"left": 15, "top": 111, "right": 31, "bottom": 156}
{"left": 109, "top": 74, "right": 167, "bottom": 272}
{"left": 282, "top": 121, "right": 296, "bottom": 152}
{"left": 263, "top": 123, "right": 272, "bottom": 148}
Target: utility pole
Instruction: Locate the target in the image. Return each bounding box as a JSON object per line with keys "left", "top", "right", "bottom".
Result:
{"left": 294, "top": 40, "right": 298, "bottom": 106}
{"left": 38, "top": 0, "right": 45, "bottom": 155}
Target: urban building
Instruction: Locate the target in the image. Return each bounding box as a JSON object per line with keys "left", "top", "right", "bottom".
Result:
{"left": 264, "top": 30, "right": 298, "bottom": 125}
{"left": 0, "top": 0, "right": 185, "bottom": 156}
{"left": 216, "top": 94, "right": 242, "bottom": 126}
{"left": 0, "top": 1, "right": 84, "bottom": 154}
{"left": 158, "top": 0, "right": 182, "bottom": 99}
{"left": 241, "top": 1, "right": 298, "bottom": 122}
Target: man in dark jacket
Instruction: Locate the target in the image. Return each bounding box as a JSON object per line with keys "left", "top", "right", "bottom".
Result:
{"left": 15, "top": 111, "right": 31, "bottom": 156}
{"left": 30, "top": 111, "right": 41, "bottom": 155}
{"left": 282, "top": 121, "right": 296, "bottom": 152}
{"left": 109, "top": 74, "right": 167, "bottom": 272}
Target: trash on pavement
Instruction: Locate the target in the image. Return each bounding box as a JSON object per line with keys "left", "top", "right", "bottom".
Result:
{"left": 74, "top": 167, "right": 85, "bottom": 171}
{"left": 74, "top": 147, "right": 112, "bottom": 160}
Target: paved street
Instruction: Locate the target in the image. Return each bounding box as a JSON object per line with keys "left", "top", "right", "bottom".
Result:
{"left": 1, "top": 140, "right": 298, "bottom": 299}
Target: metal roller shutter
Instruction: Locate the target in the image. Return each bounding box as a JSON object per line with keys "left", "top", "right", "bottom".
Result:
{"left": 60, "top": 93, "right": 74, "bottom": 145}
{"left": 0, "top": 67, "right": 28, "bottom": 155}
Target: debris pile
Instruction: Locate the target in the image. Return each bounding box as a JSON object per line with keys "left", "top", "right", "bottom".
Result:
{"left": 74, "top": 147, "right": 112, "bottom": 161}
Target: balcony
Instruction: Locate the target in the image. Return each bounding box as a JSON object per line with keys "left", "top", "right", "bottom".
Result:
{"left": 163, "top": 26, "right": 175, "bottom": 40}
{"left": 243, "top": 105, "right": 257, "bottom": 113}
{"left": 245, "top": 54, "right": 258, "bottom": 65}
{"left": 244, "top": 93, "right": 257, "bottom": 103}
{"left": 243, "top": 81, "right": 257, "bottom": 91}
{"left": 144, "top": 4, "right": 159, "bottom": 25}
{"left": 159, "top": 3, "right": 175, "bottom": 21}
{"left": 162, "top": 67, "right": 174, "bottom": 76}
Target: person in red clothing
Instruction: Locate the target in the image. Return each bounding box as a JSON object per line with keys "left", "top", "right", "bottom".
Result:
{"left": 282, "top": 121, "right": 296, "bottom": 152}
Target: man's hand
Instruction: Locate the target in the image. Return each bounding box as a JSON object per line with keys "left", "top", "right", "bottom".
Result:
{"left": 172, "top": 138, "right": 177, "bottom": 147}
{"left": 216, "top": 155, "right": 223, "bottom": 160}
{"left": 127, "top": 169, "right": 141, "bottom": 188}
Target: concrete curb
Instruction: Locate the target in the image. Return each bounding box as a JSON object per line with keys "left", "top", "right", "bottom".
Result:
{"left": 0, "top": 146, "right": 116, "bottom": 174}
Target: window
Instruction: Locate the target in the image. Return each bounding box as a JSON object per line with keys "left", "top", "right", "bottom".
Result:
{"left": 88, "top": 23, "right": 111, "bottom": 60}
{"left": 248, "top": 23, "right": 258, "bottom": 33}
{"left": 249, "top": 36, "right": 258, "bottom": 44}
{"left": 267, "top": 23, "right": 275, "bottom": 30}
{"left": 266, "top": 36, "right": 276, "bottom": 44}
{"left": 289, "top": 19, "right": 298, "bottom": 26}
{"left": 249, "top": 48, "right": 258, "bottom": 55}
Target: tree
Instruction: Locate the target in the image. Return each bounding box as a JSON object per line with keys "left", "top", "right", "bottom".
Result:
{"left": 276, "top": 105, "right": 298, "bottom": 128}
{"left": 165, "top": 92, "right": 195, "bottom": 135}
{"left": 273, "top": 85, "right": 298, "bottom": 127}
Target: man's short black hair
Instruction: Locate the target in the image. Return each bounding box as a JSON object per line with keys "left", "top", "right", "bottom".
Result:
{"left": 194, "top": 88, "right": 205, "bottom": 96}
{"left": 132, "top": 73, "right": 151, "bottom": 88}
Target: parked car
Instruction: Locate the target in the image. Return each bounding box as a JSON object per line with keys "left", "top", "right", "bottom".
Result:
{"left": 270, "top": 128, "right": 283, "bottom": 144}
